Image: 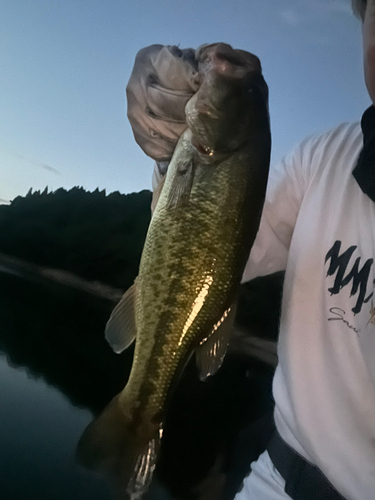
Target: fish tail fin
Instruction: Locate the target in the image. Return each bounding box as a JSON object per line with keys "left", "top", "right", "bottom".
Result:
{"left": 76, "top": 395, "right": 161, "bottom": 499}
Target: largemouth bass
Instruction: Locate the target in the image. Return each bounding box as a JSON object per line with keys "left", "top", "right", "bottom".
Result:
{"left": 77, "top": 43, "right": 271, "bottom": 499}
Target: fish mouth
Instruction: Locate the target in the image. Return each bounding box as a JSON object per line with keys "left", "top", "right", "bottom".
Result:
{"left": 187, "top": 108, "right": 242, "bottom": 160}
{"left": 186, "top": 109, "right": 224, "bottom": 160}
{"left": 196, "top": 43, "right": 262, "bottom": 79}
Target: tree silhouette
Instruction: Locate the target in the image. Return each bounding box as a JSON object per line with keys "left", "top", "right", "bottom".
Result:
{"left": 0, "top": 187, "right": 152, "bottom": 290}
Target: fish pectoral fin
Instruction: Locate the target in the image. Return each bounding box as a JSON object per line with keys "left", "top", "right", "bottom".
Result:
{"left": 196, "top": 303, "right": 237, "bottom": 381}
{"left": 166, "top": 157, "right": 195, "bottom": 209}
{"left": 105, "top": 281, "right": 137, "bottom": 353}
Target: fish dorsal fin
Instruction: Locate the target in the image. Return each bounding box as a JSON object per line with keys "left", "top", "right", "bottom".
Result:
{"left": 196, "top": 303, "right": 237, "bottom": 381}
{"left": 105, "top": 281, "right": 138, "bottom": 353}
{"left": 166, "top": 157, "right": 195, "bottom": 209}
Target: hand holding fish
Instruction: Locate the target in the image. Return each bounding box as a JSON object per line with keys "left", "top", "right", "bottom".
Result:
{"left": 126, "top": 43, "right": 268, "bottom": 162}
{"left": 126, "top": 44, "right": 200, "bottom": 161}
{"left": 77, "top": 43, "right": 271, "bottom": 500}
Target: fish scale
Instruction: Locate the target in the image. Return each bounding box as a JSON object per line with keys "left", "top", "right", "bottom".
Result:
{"left": 125, "top": 134, "right": 263, "bottom": 432}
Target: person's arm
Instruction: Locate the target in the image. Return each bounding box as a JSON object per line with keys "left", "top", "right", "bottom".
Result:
{"left": 242, "top": 137, "right": 311, "bottom": 282}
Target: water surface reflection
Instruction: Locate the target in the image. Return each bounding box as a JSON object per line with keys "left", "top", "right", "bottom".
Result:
{"left": 0, "top": 272, "right": 275, "bottom": 500}
{"left": 0, "top": 355, "right": 113, "bottom": 499}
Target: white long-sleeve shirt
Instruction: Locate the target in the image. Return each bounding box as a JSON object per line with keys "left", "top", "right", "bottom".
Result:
{"left": 153, "top": 122, "right": 375, "bottom": 499}
{"left": 245, "top": 122, "right": 375, "bottom": 500}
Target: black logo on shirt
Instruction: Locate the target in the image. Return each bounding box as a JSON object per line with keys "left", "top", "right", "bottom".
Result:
{"left": 325, "top": 241, "right": 373, "bottom": 315}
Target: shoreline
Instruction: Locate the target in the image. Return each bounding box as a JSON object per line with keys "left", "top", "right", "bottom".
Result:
{"left": 0, "top": 251, "right": 123, "bottom": 302}
{"left": 0, "top": 251, "right": 277, "bottom": 366}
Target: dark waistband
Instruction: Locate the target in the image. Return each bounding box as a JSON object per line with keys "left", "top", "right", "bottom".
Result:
{"left": 267, "top": 431, "right": 346, "bottom": 500}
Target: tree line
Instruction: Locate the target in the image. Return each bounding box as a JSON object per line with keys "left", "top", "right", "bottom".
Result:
{"left": 0, "top": 187, "right": 152, "bottom": 290}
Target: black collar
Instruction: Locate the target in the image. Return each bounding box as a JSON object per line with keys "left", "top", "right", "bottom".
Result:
{"left": 352, "top": 105, "right": 375, "bottom": 202}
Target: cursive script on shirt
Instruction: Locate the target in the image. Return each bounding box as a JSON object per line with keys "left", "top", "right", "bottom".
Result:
{"left": 328, "top": 307, "right": 361, "bottom": 336}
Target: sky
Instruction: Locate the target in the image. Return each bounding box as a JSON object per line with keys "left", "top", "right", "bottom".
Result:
{"left": 0, "top": 0, "right": 371, "bottom": 203}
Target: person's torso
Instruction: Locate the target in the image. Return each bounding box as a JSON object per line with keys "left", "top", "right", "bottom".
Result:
{"left": 274, "top": 123, "right": 375, "bottom": 500}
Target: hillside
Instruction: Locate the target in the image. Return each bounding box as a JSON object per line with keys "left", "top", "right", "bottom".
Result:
{"left": 0, "top": 187, "right": 152, "bottom": 290}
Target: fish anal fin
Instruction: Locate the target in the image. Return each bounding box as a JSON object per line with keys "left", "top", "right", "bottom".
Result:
{"left": 127, "top": 433, "right": 161, "bottom": 500}
{"left": 166, "top": 158, "right": 195, "bottom": 209}
{"left": 105, "top": 281, "right": 138, "bottom": 354}
{"left": 196, "top": 304, "right": 237, "bottom": 381}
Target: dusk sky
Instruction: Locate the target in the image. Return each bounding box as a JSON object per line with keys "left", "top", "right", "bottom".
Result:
{"left": 0, "top": 0, "right": 371, "bottom": 203}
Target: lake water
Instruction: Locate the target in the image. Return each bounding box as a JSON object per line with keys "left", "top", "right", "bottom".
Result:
{"left": 0, "top": 272, "right": 274, "bottom": 500}
{"left": 0, "top": 273, "right": 121, "bottom": 499}
{"left": 0, "top": 356, "right": 114, "bottom": 500}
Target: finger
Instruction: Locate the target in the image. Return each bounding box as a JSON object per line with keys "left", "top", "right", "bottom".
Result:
{"left": 132, "top": 125, "right": 185, "bottom": 161}
{"left": 128, "top": 98, "right": 187, "bottom": 161}
{"left": 145, "top": 45, "right": 199, "bottom": 122}
{"left": 152, "top": 46, "right": 200, "bottom": 92}
{"left": 146, "top": 83, "right": 193, "bottom": 123}
{"left": 127, "top": 44, "right": 199, "bottom": 160}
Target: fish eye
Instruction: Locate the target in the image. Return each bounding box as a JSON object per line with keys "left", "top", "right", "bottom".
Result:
{"left": 199, "top": 144, "right": 214, "bottom": 156}
{"left": 192, "top": 138, "right": 214, "bottom": 156}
